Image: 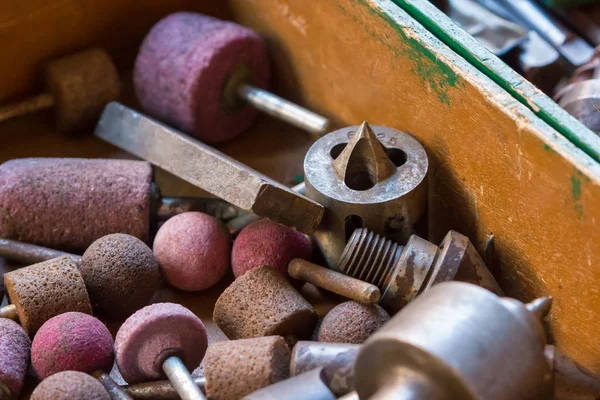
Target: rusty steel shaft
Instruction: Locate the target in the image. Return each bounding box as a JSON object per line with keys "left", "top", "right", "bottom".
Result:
{"left": 95, "top": 103, "right": 324, "bottom": 235}
{"left": 0, "top": 238, "right": 81, "bottom": 265}
{"left": 288, "top": 259, "right": 380, "bottom": 304}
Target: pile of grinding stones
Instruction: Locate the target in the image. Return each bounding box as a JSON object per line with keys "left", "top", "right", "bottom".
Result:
{"left": 0, "top": 156, "right": 390, "bottom": 399}
{"left": 0, "top": 11, "right": 391, "bottom": 400}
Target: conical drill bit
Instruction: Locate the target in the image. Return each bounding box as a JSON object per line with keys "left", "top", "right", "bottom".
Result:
{"left": 526, "top": 296, "right": 553, "bottom": 319}
{"left": 332, "top": 121, "right": 396, "bottom": 190}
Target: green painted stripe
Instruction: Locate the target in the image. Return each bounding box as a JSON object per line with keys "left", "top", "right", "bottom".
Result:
{"left": 392, "top": 0, "right": 600, "bottom": 163}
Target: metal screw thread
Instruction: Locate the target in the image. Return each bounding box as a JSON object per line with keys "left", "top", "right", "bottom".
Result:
{"left": 338, "top": 228, "right": 403, "bottom": 290}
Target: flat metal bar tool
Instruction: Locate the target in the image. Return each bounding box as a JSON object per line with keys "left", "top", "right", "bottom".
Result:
{"left": 94, "top": 102, "right": 324, "bottom": 235}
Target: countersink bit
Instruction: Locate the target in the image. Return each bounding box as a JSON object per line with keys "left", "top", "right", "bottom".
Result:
{"left": 95, "top": 103, "right": 324, "bottom": 235}
{"left": 304, "top": 121, "right": 428, "bottom": 269}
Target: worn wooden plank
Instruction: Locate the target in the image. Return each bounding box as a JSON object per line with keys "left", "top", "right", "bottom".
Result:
{"left": 227, "top": 0, "right": 600, "bottom": 372}
{"left": 393, "top": 0, "right": 600, "bottom": 163}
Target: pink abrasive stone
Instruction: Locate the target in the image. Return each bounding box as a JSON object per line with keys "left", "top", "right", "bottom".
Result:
{"left": 232, "top": 219, "right": 313, "bottom": 279}
{"left": 0, "top": 318, "right": 31, "bottom": 399}
{"left": 133, "top": 12, "right": 271, "bottom": 143}
{"left": 153, "top": 212, "right": 230, "bottom": 291}
{"left": 31, "top": 312, "right": 114, "bottom": 379}
{"left": 30, "top": 371, "right": 110, "bottom": 400}
{"left": 0, "top": 158, "right": 153, "bottom": 251}
{"left": 114, "top": 303, "right": 208, "bottom": 383}
{"left": 317, "top": 301, "right": 390, "bottom": 344}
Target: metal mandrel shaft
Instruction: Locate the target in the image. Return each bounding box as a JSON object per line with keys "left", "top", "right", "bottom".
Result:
{"left": 0, "top": 304, "right": 17, "bottom": 320}
{"left": 237, "top": 84, "right": 329, "bottom": 136}
{"left": 93, "top": 370, "right": 133, "bottom": 400}
{"left": 0, "top": 238, "right": 81, "bottom": 265}
{"left": 122, "top": 377, "right": 206, "bottom": 400}
{"left": 162, "top": 356, "right": 206, "bottom": 400}
{"left": 288, "top": 259, "right": 380, "bottom": 304}
{"left": 0, "top": 93, "right": 55, "bottom": 124}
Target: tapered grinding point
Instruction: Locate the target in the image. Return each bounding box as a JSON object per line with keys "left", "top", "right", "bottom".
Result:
{"left": 45, "top": 48, "right": 121, "bottom": 134}
{"left": 81, "top": 234, "right": 160, "bottom": 318}
{"left": 134, "top": 12, "right": 270, "bottom": 143}
{"left": 31, "top": 312, "right": 114, "bottom": 379}
{"left": 153, "top": 212, "right": 230, "bottom": 291}
{"left": 204, "top": 336, "right": 290, "bottom": 399}
{"left": 0, "top": 319, "right": 30, "bottom": 399}
{"left": 31, "top": 371, "right": 110, "bottom": 400}
{"left": 317, "top": 301, "right": 390, "bottom": 344}
{"left": 0, "top": 158, "right": 152, "bottom": 251}
{"left": 214, "top": 266, "right": 317, "bottom": 340}
{"left": 115, "top": 303, "right": 208, "bottom": 383}
{"left": 4, "top": 256, "right": 92, "bottom": 335}
{"left": 232, "top": 219, "right": 312, "bottom": 279}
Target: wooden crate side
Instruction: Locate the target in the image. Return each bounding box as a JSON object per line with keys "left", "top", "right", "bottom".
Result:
{"left": 228, "top": 0, "right": 600, "bottom": 371}
{"left": 393, "top": 0, "right": 600, "bottom": 163}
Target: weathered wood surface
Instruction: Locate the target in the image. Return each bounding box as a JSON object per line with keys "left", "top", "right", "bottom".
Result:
{"left": 0, "top": 0, "right": 598, "bottom": 379}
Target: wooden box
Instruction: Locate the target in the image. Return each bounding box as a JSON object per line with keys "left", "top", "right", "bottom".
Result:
{"left": 0, "top": 0, "right": 598, "bottom": 383}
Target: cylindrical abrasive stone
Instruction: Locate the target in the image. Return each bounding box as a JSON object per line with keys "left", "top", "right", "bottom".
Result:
{"left": 30, "top": 371, "right": 110, "bottom": 400}
{"left": 81, "top": 234, "right": 160, "bottom": 318}
{"left": 0, "top": 158, "right": 153, "bottom": 251}
{"left": 0, "top": 318, "right": 31, "bottom": 399}
{"left": 4, "top": 256, "right": 92, "bottom": 336}
{"left": 115, "top": 302, "right": 208, "bottom": 383}
{"left": 31, "top": 312, "right": 114, "bottom": 379}
{"left": 232, "top": 219, "right": 312, "bottom": 279}
{"left": 317, "top": 301, "right": 390, "bottom": 344}
{"left": 45, "top": 48, "right": 120, "bottom": 134}
{"left": 153, "top": 212, "right": 230, "bottom": 291}
{"left": 134, "top": 12, "right": 271, "bottom": 143}
{"left": 213, "top": 266, "right": 317, "bottom": 340}
{"left": 204, "top": 336, "right": 290, "bottom": 399}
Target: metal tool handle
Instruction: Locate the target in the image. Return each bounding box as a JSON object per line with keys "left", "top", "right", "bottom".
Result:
{"left": 226, "top": 182, "right": 306, "bottom": 235}
{"left": 93, "top": 371, "right": 133, "bottom": 400}
{"left": 123, "top": 376, "right": 206, "bottom": 399}
{"left": 0, "top": 238, "right": 81, "bottom": 265}
{"left": 162, "top": 356, "right": 206, "bottom": 400}
{"left": 0, "top": 93, "right": 54, "bottom": 124}
{"left": 237, "top": 84, "right": 329, "bottom": 136}
{"left": 288, "top": 259, "right": 381, "bottom": 304}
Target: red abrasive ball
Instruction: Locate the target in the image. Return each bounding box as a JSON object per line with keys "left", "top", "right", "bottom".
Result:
{"left": 153, "top": 212, "right": 231, "bottom": 291}
{"left": 31, "top": 312, "right": 114, "bottom": 379}
{"left": 134, "top": 12, "right": 271, "bottom": 143}
{"left": 115, "top": 303, "right": 208, "bottom": 383}
{"left": 0, "top": 318, "right": 31, "bottom": 399}
{"left": 30, "top": 371, "right": 110, "bottom": 400}
{"left": 232, "top": 219, "right": 312, "bottom": 279}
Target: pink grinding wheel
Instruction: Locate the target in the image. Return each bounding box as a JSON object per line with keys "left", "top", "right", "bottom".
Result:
{"left": 0, "top": 319, "right": 31, "bottom": 399}
{"left": 134, "top": 12, "right": 271, "bottom": 144}
{"left": 31, "top": 312, "right": 114, "bottom": 379}
{"left": 114, "top": 303, "right": 208, "bottom": 383}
